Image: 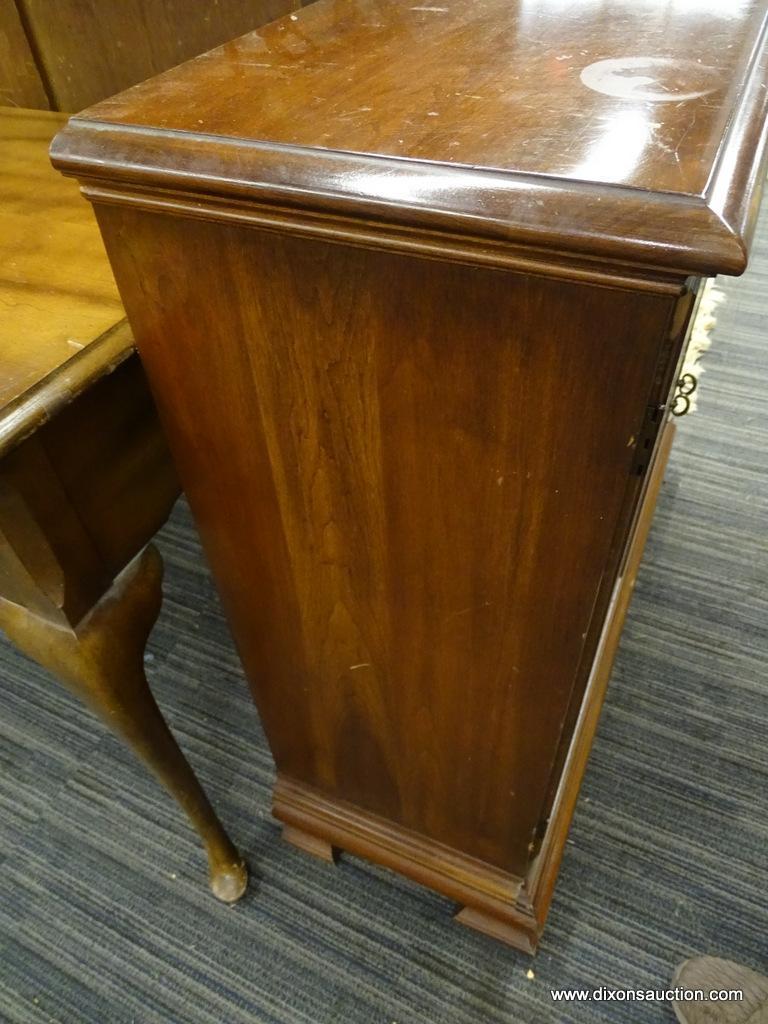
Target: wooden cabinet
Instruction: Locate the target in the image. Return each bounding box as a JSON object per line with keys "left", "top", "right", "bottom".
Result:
{"left": 52, "top": 0, "right": 768, "bottom": 952}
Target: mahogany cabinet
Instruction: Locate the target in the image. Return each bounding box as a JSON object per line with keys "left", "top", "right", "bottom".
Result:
{"left": 52, "top": 0, "right": 768, "bottom": 952}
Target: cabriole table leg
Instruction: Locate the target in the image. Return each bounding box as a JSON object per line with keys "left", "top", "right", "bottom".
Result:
{"left": 0, "top": 361, "right": 247, "bottom": 903}
{"left": 0, "top": 544, "right": 247, "bottom": 903}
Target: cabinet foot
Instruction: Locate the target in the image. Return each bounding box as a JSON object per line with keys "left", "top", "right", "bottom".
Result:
{"left": 282, "top": 824, "right": 339, "bottom": 864}
{"left": 273, "top": 776, "right": 542, "bottom": 952}
{"left": 454, "top": 905, "right": 538, "bottom": 954}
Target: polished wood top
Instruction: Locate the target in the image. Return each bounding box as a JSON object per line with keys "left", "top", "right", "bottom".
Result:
{"left": 74, "top": 0, "right": 768, "bottom": 196}
{"left": 52, "top": 0, "right": 768, "bottom": 277}
{"left": 0, "top": 107, "right": 129, "bottom": 454}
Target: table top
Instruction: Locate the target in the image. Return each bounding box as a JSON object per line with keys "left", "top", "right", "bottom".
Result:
{"left": 52, "top": 0, "right": 768, "bottom": 278}
{"left": 0, "top": 107, "right": 130, "bottom": 454}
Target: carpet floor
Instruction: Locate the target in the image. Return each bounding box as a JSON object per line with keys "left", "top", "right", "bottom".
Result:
{"left": 1, "top": 202, "right": 766, "bottom": 1022}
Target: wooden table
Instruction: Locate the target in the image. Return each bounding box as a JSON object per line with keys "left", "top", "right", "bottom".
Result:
{"left": 52, "top": 0, "right": 768, "bottom": 951}
{"left": 0, "top": 107, "right": 246, "bottom": 902}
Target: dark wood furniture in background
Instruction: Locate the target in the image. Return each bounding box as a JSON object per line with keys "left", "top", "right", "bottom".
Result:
{"left": 0, "top": 107, "right": 246, "bottom": 902}
{"left": 52, "top": 0, "right": 768, "bottom": 951}
{"left": 0, "top": 0, "right": 47, "bottom": 107}
{"left": 0, "top": 0, "right": 309, "bottom": 110}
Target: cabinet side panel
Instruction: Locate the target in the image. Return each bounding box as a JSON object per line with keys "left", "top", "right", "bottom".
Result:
{"left": 98, "top": 207, "right": 673, "bottom": 875}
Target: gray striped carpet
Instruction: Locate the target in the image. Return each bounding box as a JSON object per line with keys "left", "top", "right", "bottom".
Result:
{"left": 1, "top": 208, "right": 767, "bottom": 1023}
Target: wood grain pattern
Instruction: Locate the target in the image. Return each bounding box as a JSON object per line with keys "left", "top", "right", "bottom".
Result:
{"left": 0, "top": 541, "right": 247, "bottom": 904}
{"left": 69, "top": 0, "right": 767, "bottom": 197}
{"left": 51, "top": 0, "right": 768, "bottom": 949}
{"left": 525, "top": 420, "right": 677, "bottom": 934}
{"left": 19, "top": 0, "right": 305, "bottom": 112}
{"left": 52, "top": 0, "right": 768, "bottom": 277}
{"left": 0, "top": 320, "right": 133, "bottom": 458}
{"left": 0, "top": 108, "right": 124, "bottom": 417}
{"left": 273, "top": 421, "right": 677, "bottom": 951}
{"left": 0, "top": 105, "right": 247, "bottom": 901}
{"left": 0, "top": 359, "right": 177, "bottom": 620}
{"left": 0, "top": 0, "right": 48, "bottom": 109}
{"left": 0, "top": 356, "right": 249, "bottom": 902}
{"left": 97, "top": 209, "right": 678, "bottom": 878}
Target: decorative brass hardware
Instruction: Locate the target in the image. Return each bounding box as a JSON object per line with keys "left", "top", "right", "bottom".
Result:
{"left": 671, "top": 372, "right": 697, "bottom": 416}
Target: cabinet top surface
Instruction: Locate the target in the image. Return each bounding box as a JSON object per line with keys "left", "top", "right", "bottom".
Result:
{"left": 54, "top": 0, "right": 768, "bottom": 278}
{"left": 77, "top": 0, "right": 766, "bottom": 195}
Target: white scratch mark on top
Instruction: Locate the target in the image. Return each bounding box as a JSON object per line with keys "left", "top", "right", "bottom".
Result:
{"left": 338, "top": 106, "right": 373, "bottom": 119}
{"left": 443, "top": 602, "right": 492, "bottom": 624}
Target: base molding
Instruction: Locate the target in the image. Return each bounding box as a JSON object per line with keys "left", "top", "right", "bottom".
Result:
{"left": 282, "top": 823, "right": 339, "bottom": 864}
{"left": 454, "top": 905, "right": 537, "bottom": 954}
{"left": 272, "top": 775, "right": 541, "bottom": 954}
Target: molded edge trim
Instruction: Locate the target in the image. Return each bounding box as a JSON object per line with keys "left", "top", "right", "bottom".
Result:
{"left": 272, "top": 775, "right": 540, "bottom": 952}
{"left": 0, "top": 319, "right": 134, "bottom": 458}
{"left": 81, "top": 180, "right": 686, "bottom": 295}
{"left": 49, "top": 6, "right": 768, "bottom": 279}
{"left": 705, "top": 8, "right": 768, "bottom": 267}
{"left": 273, "top": 775, "right": 523, "bottom": 904}
{"left": 51, "top": 119, "right": 748, "bottom": 280}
